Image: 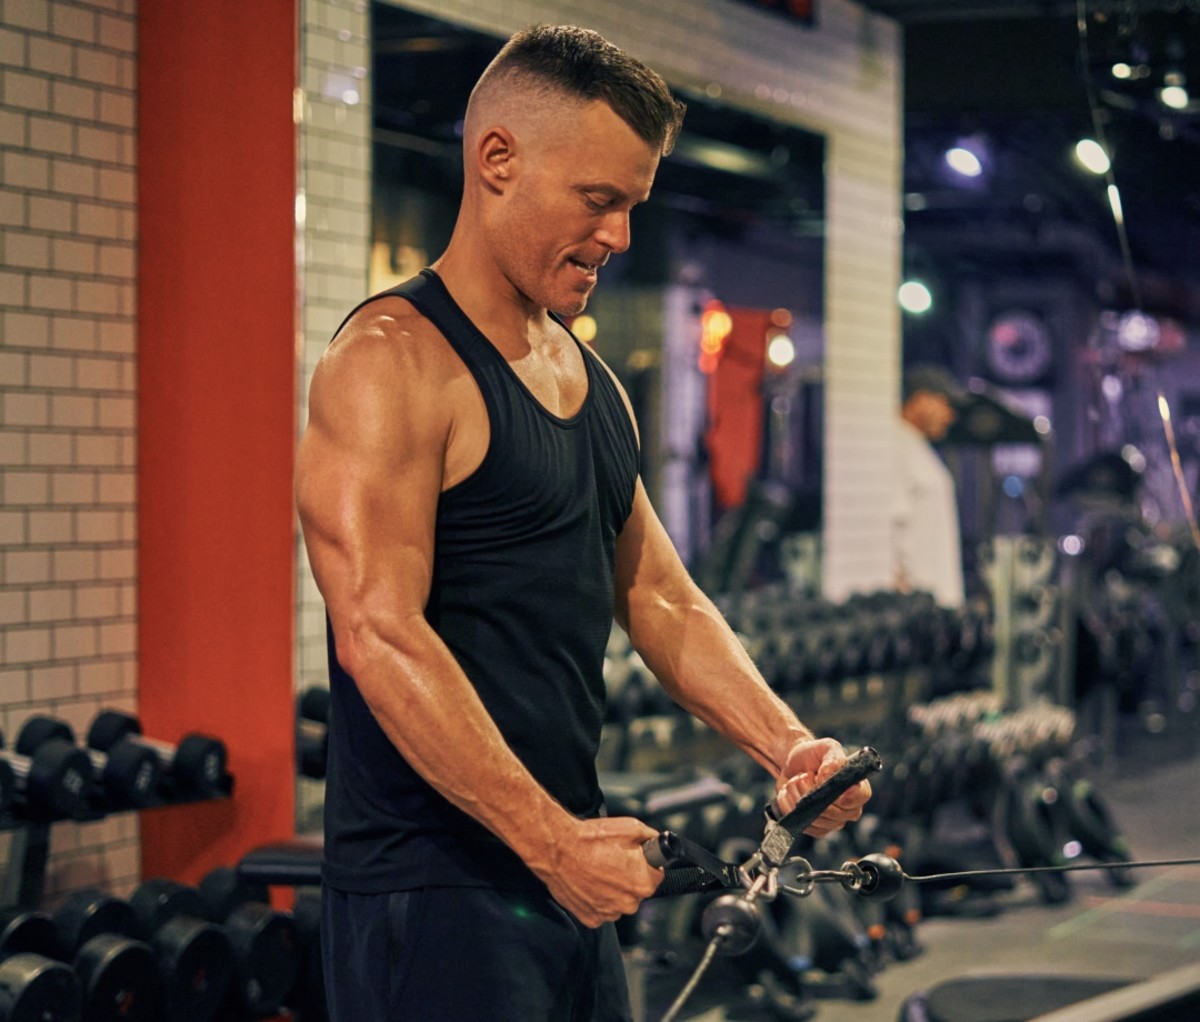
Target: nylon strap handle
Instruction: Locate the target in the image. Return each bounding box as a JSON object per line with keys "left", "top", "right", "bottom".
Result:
{"left": 643, "top": 746, "right": 883, "bottom": 898}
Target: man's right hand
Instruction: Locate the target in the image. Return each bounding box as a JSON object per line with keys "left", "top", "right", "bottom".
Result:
{"left": 531, "top": 815, "right": 664, "bottom": 928}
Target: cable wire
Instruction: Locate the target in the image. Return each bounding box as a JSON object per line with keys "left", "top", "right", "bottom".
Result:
{"left": 658, "top": 931, "right": 725, "bottom": 1022}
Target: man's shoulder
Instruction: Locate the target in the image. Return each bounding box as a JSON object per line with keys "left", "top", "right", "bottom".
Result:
{"left": 320, "top": 292, "right": 457, "bottom": 384}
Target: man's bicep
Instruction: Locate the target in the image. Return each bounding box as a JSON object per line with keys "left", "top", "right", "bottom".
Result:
{"left": 613, "top": 479, "right": 691, "bottom": 631}
{"left": 296, "top": 351, "right": 445, "bottom": 630}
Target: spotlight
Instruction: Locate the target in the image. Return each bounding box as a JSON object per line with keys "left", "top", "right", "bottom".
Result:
{"left": 944, "top": 147, "right": 982, "bottom": 177}
{"left": 898, "top": 281, "right": 933, "bottom": 314}
{"left": 1160, "top": 80, "right": 1190, "bottom": 110}
{"left": 1073, "top": 138, "right": 1110, "bottom": 175}
{"left": 766, "top": 333, "right": 796, "bottom": 369}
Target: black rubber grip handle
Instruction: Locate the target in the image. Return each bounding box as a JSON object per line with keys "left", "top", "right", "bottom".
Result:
{"left": 758, "top": 746, "right": 882, "bottom": 867}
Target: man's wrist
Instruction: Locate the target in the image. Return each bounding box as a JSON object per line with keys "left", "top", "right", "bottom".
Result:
{"left": 770, "top": 727, "right": 816, "bottom": 774}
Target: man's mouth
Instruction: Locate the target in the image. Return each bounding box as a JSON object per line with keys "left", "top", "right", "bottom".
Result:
{"left": 568, "top": 257, "right": 601, "bottom": 276}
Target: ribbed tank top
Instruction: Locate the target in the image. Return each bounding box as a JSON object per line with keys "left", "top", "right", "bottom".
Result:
{"left": 321, "top": 270, "right": 640, "bottom": 893}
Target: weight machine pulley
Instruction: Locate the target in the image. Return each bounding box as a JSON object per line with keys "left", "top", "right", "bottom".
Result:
{"left": 645, "top": 746, "right": 1200, "bottom": 1022}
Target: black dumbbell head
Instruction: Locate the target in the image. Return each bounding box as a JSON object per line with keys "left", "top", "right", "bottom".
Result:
{"left": 72, "top": 933, "right": 163, "bottom": 1022}
{"left": 0, "top": 909, "right": 58, "bottom": 959}
{"left": 86, "top": 711, "right": 142, "bottom": 754}
{"left": 298, "top": 687, "right": 331, "bottom": 724}
{"left": 224, "top": 903, "right": 300, "bottom": 1015}
{"left": 100, "top": 741, "right": 162, "bottom": 808}
{"left": 25, "top": 743, "right": 95, "bottom": 820}
{"left": 130, "top": 879, "right": 206, "bottom": 938}
{"left": 171, "top": 735, "right": 227, "bottom": 794}
{"left": 14, "top": 717, "right": 75, "bottom": 758}
{"left": 53, "top": 889, "right": 138, "bottom": 958}
{"left": 197, "top": 867, "right": 269, "bottom": 924}
{"left": 0, "top": 953, "right": 82, "bottom": 1022}
{"left": 154, "top": 916, "right": 234, "bottom": 1022}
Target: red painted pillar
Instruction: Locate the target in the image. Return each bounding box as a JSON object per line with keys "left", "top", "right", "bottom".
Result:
{"left": 137, "top": 0, "right": 298, "bottom": 882}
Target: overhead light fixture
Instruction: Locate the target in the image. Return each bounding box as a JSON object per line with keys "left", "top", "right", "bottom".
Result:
{"left": 766, "top": 333, "right": 796, "bottom": 370}
{"left": 944, "top": 147, "right": 982, "bottom": 178}
{"left": 898, "top": 281, "right": 933, "bottom": 315}
{"left": 1073, "top": 138, "right": 1110, "bottom": 175}
{"left": 1107, "top": 183, "right": 1125, "bottom": 225}
{"left": 1160, "top": 71, "right": 1189, "bottom": 111}
{"left": 1111, "top": 62, "right": 1132, "bottom": 80}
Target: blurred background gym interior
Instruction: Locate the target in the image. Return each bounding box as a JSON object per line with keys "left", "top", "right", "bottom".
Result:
{"left": 2, "top": 1, "right": 1199, "bottom": 1020}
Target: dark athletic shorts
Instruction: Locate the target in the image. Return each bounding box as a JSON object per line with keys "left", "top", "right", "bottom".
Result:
{"left": 320, "top": 885, "right": 633, "bottom": 1022}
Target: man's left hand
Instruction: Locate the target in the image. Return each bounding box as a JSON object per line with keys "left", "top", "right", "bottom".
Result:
{"left": 773, "top": 736, "right": 872, "bottom": 838}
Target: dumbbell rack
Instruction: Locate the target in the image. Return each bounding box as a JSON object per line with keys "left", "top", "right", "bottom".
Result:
{"left": 0, "top": 777, "right": 235, "bottom": 911}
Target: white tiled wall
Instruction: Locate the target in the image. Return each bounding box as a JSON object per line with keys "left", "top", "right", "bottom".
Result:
{"left": 0, "top": 0, "right": 140, "bottom": 898}
{"left": 294, "top": 0, "right": 372, "bottom": 830}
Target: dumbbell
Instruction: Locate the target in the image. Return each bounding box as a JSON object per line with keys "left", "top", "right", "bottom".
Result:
{"left": 0, "top": 750, "right": 14, "bottom": 820}
{"left": 296, "top": 687, "right": 329, "bottom": 780}
{"left": 197, "top": 867, "right": 299, "bottom": 1017}
{"left": 87, "top": 711, "right": 227, "bottom": 798}
{"left": 16, "top": 717, "right": 160, "bottom": 811}
{"left": 0, "top": 726, "right": 94, "bottom": 821}
{"left": 128, "top": 879, "right": 234, "bottom": 1022}
{"left": 50, "top": 889, "right": 163, "bottom": 1022}
{"left": 0, "top": 908, "right": 81, "bottom": 1022}
{"left": 286, "top": 888, "right": 326, "bottom": 1022}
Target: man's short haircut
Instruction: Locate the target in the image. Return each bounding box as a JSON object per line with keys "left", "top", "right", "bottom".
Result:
{"left": 476, "top": 25, "right": 686, "bottom": 156}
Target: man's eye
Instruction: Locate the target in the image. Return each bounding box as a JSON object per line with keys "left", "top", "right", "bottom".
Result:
{"left": 586, "top": 196, "right": 612, "bottom": 211}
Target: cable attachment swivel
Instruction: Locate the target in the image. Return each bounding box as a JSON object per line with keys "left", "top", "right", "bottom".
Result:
{"left": 837, "top": 852, "right": 906, "bottom": 901}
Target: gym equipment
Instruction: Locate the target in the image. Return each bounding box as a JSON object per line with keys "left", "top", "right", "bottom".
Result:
{"left": 0, "top": 726, "right": 94, "bottom": 822}
{"left": 0, "top": 907, "right": 82, "bottom": 1022}
{"left": 642, "top": 745, "right": 1199, "bottom": 1022}
{"left": 16, "top": 717, "right": 161, "bottom": 811}
{"left": 285, "top": 888, "right": 326, "bottom": 1022}
{"left": 86, "top": 712, "right": 229, "bottom": 799}
{"left": 51, "top": 889, "right": 163, "bottom": 1022}
{"left": 296, "top": 687, "right": 330, "bottom": 780}
{"left": 128, "top": 879, "right": 234, "bottom": 1022}
{"left": 0, "top": 756, "right": 14, "bottom": 819}
{"left": 197, "top": 866, "right": 300, "bottom": 1017}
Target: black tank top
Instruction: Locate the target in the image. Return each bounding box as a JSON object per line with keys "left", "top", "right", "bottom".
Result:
{"left": 321, "top": 270, "right": 640, "bottom": 893}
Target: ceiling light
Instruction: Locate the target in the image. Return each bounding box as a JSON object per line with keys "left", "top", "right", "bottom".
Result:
{"left": 945, "top": 147, "right": 982, "bottom": 177}
{"left": 898, "top": 281, "right": 933, "bottom": 314}
{"left": 766, "top": 334, "right": 796, "bottom": 369}
{"left": 1073, "top": 138, "right": 1110, "bottom": 175}
{"left": 1107, "top": 183, "right": 1125, "bottom": 225}
{"left": 1161, "top": 83, "right": 1190, "bottom": 110}
{"left": 1111, "top": 62, "right": 1132, "bottom": 79}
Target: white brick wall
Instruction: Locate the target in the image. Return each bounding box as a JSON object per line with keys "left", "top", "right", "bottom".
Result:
{"left": 0, "top": 0, "right": 140, "bottom": 900}
{"left": 294, "top": 0, "right": 372, "bottom": 830}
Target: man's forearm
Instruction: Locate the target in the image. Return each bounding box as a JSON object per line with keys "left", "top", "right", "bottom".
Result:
{"left": 626, "top": 594, "right": 813, "bottom": 776}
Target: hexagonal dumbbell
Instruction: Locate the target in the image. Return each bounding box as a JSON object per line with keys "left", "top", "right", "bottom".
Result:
{"left": 129, "top": 878, "right": 235, "bottom": 1022}
{"left": 51, "top": 888, "right": 164, "bottom": 1022}
{"left": 0, "top": 906, "right": 81, "bottom": 1022}
{"left": 0, "top": 726, "right": 94, "bottom": 821}
{"left": 86, "top": 711, "right": 228, "bottom": 800}
{"left": 295, "top": 687, "right": 329, "bottom": 781}
{"left": 197, "top": 867, "right": 300, "bottom": 1018}
{"left": 16, "top": 716, "right": 161, "bottom": 811}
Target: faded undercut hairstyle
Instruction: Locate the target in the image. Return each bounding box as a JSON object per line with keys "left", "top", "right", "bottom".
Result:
{"left": 475, "top": 25, "right": 687, "bottom": 156}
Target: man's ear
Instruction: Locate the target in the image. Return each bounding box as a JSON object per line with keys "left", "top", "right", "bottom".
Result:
{"left": 476, "top": 126, "right": 515, "bottom": 192}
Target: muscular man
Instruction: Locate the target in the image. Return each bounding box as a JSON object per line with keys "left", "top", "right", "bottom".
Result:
{"left": 296, "top": 24, "right": 870, "bottom": 1021}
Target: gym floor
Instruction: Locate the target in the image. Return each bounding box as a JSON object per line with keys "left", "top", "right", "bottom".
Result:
{"left": 643, "top": 719, "right": 1200, "bottom": 1022}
